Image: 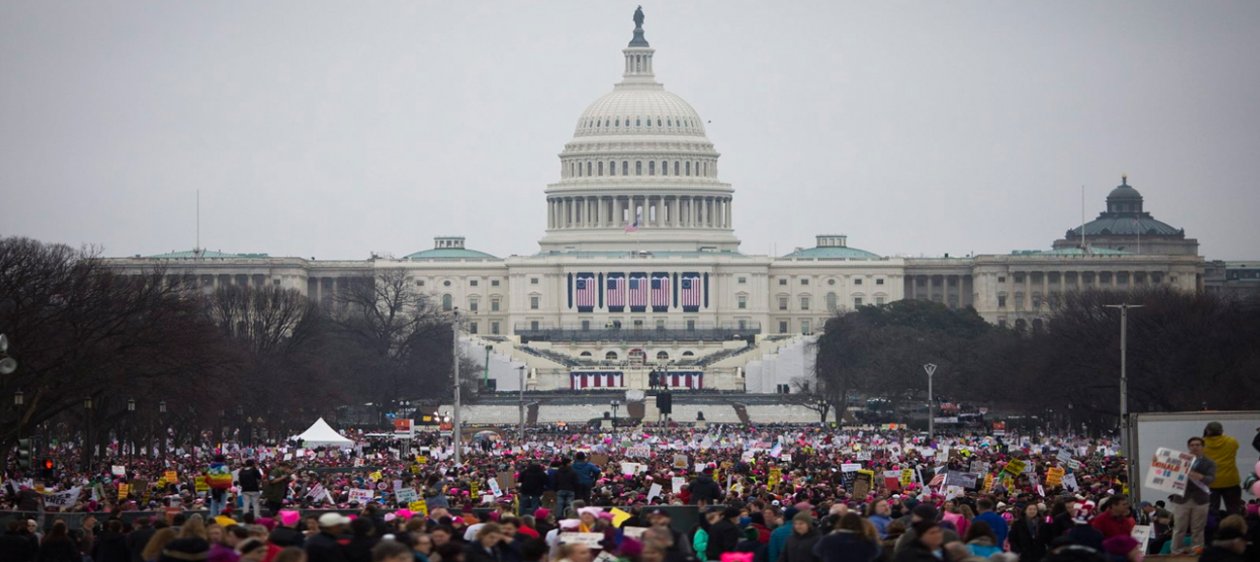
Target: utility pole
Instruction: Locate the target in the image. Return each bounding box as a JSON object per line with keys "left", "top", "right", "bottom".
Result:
{"left": 518, "top": 365, "right": 526, "bottom": 440}
{"left": 452, "top": 309, "right": 462, "bottom": 466}
{"left": 1105, "top": 303, "right": 1143, "bottom": 501}
{"left": 924, "top": 363, "right": 937, "bottom": 441}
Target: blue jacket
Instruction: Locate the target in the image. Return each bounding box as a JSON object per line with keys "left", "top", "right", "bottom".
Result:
{"left": 975, "top": 511, "right": 1009, "bottom": 547}
{"left": 768, "top": 524, "right": 793, "bottom": 562}
{"left": 572, "top": 461, "right": 601, "bottom": 487}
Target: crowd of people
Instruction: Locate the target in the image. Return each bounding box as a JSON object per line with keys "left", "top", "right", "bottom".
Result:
{"left": 0, "top": 421, "right": 1257, "bottom": 562}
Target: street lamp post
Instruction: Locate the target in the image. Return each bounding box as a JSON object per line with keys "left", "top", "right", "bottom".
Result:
{"left": 126, "top": 398, "right": 136, "bottom": 459}
{"left": 924, "top": 363, "right": 938, "bottom": 441}
{"left": 518, "top": 365, "right": 526, "bottom": 440}
{"left": 1105, "top": 303, "right": 1143, "bottom": 502}
{"left": 452, "top": 309, "right": 462, "bottom": 465}
{"left": 83, "top": 397, "right": 94, "bottom": 471}
{"left": 611, "top": 400, "right": 620, "bottom": 422}
{"left": 14, "top": 390, "right": 23, "bottom": 450}
{"left": 159, "top": 400, "right": 167, "bottom": 458}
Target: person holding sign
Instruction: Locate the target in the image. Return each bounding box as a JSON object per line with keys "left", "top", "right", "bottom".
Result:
{"left": 1168, "top": 436, "right": 1215, "bottom": 554}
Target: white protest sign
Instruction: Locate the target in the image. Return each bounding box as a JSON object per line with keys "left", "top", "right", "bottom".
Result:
{"left": 559, "top": 532, "right": 606, "bottom": 547}
{"left": 622, "top": 526, "right": 649, "bottom": 540}
{"left": 488, "top": 478, "right": 503, "bottom": 498}
{"left": 46, "top": 487, "right": 82, "bottom": 509}
{"left": 621, "top": 462, "right": 639, "bottom": 476}
{"left": 1131, "top": 525, "right": 1152, "bottom": 553}
{"left": 841, "top": 463, "right": 862, "bottom": 473}
{"left": 672, "top": 477, "right": 685, "bottom": 493}
{"left": 395, "top": 487, "right": 419, "bottom": 503}
{"left": 647, "top": 483, "right": 662, "bottom": 502}
{"left": 111, "top": 465, "right": 127, "bottom": 477}
{"left": 1144, "top": 447, "right": 1195, "bottom": 495}
{"left": 349, "top": 489, "right": 374, "bottom": 505}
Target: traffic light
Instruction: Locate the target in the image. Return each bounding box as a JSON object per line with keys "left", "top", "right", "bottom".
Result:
{"left": 42, "top": 458, "right": 55, "bottom": 479}
{"left": 17, "top": 438, "right": 31, "bottom": 471}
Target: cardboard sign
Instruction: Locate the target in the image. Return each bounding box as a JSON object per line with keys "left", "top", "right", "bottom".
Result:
{"left": 670, "top": 451, "right": 690, "bottom": 468}
{"left": 1046, "top": 467, "right": 1066, "bottom": 487}
{"left": 672, "top": 477, "right": 686, "bottom": 494}
{"left": 164, "top": 470, "right": 178, "bottom": 483}
{"left": 900, "top": 468, "right": 915, "bottom": 488}
{"left": 194, "top": 477, "right": 209, "bottom": 493}
{"left": 622, "top": 526, "right": 649, "bottom": 539}
{"left": 488, "top": 478, "right": 504, "bottom": 498}
{"left": 1131, "top": 525, "right": 1152, "bottom": 553}
{"left": 590, "top": 453, "right": 610, "bottom": 467}
{"left": 610, "top": 507, "right": 632, "bottom": 528}
{"left": 117, "top": 483, "right": 130, "bottom": 499}
{"left": 1062, "top": 473, "right": 1079, "bottom": 491}
{"left": 852, "top": 470, "right": 873, "bottom": 498}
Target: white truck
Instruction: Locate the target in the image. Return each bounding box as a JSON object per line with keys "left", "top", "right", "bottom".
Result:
{"left": 1128, "top": 411, "right": 1260, "bottom": 503}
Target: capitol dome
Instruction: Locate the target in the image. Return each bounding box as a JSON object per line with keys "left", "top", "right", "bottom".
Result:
{"left": 573, "top": 89, "right": 707, "bottom": 138}
{"left": 538, "top": 8, "right": 738, "bottom": 254}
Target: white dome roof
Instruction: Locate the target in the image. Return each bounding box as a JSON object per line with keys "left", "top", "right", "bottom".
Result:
{"left": 574, "top": 87, "right": 707, "bottom": 138}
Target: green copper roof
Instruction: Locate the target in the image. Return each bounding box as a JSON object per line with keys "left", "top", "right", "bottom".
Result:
{"left": 147, "top": 249, "right": 269, "bottom": 259}
{"left": 404, "top": 248, "right": 500, "bottom": 261}
{"left": 534, "top": 249, "right": 743, "bottom": 258}
{"left": 1067, "top": 216, "right": 1183, "bottom": 237}
{"left": 1011, "top": 247, "right": 1131, "bottom": 256}
{"left": 781, "top": 246, "right": 880, "bottom": 260}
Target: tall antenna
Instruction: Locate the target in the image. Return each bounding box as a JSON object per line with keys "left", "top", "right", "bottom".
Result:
{"left": 196, "top": 189, "right": 201, "bottom": 252}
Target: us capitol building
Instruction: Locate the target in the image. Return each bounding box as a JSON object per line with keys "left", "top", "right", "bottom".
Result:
{"left": 106, "top": 11, "right": 1218, "bottom": 415}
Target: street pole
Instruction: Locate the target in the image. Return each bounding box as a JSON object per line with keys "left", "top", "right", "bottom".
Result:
{"left": 518, "top": 365, "right": 526, "bottom": 440}
{"left": 924, "top": 363, "right": 937, "bottom": 441}
{"left": 1105, "top": 303, "right": 1143, "bottom": 502}
{"left": 452, "top": 309, "right": 462, "bottom": 466}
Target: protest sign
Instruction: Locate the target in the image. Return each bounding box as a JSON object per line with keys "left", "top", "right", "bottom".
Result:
{"left": 1004, "top": 459, "right": 1027, "bottom": 476}
{"left": 349, "top": 489, "right": 374, "bottom": 505}
{"left": 396, "top": 487, "right": 419, "bottom": 503}
{"left": 409, "top": 499, "right": 429, "bottom": 516}
{"left": 559, "top": 533, "right": 605, "bottom": 547}
{"left": 194, "top": 477, "right": 209, "bottom": 493}
{"left": 46, "top": 487, "right": 81, "bottom": 509}
{"left": 112, "top": 465, "right": 127, "bottom": 477}
{"left": 622, "top": 527, "right": 649, "bottom": 540}
{"left": 1062, "top": 473, "right": 1079, "bottom": 491}
{"left": 1046, "top": 467, "right": 1065, "bottom": 487}
{"left": 488, "top": 477, "right": 503, "bottom": 498}
{"left": 164, "top": 470, "right": 178, "bottom": 483}
{"left": 1144, "top": 447, "right": 1195, "bottom": 495}
{"left": 672, "top": 477, "right": 685, "bottom": 494}
{"left": 610, "top": 507, "right": 632, "bottom": 527}
{"left": 647, "top": 483, "right": 662, "bottom": 502}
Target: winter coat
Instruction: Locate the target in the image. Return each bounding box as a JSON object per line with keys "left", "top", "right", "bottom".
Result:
{"left": 1204, "top": 434, "right": 1241, "bottom": 488}
{"left": 814, "top": 531, "right": 879, "bottom": 562}
{"left": 777, "top": 528, "right": 821, "bottom": 562}
{"left": 1008, "top": 518, "right": 1044, "bottom": 562}
{"left": 707, "top": 520, "right": 741, "bottom": 562}
{"left": 893, "top": 540, "right": 948, "bottom": 562}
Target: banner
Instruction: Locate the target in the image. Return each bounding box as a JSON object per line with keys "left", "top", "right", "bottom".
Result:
{"left": 46, "top": 487, "right": 82, "bottom": 509}
{"left": 409, "top": 499, "right": 429, "bottom": 516}
{"left": 349, "top": 489, "right": 375, "bottom": 505}
{"left": 1003, "top": 459, "right": 1027, "bottom": 476}
{"left": 396, "top": 487, "right": 419, "bottom": 504}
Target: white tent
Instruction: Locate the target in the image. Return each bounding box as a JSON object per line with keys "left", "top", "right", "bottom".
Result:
{"left": 295, "top": 417, "right": 354, "bottom": 447}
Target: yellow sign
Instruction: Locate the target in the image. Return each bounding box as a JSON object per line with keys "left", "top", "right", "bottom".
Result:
{"left": 194, "top": 476, "right": 209, "bottom": 493}
{"left": 416, "top": 456, "right": 428, "bottom": 464}
{"left": 984, "top": 474, "right": 996, "bottom": 493}
{"left": 164, "top": 470, "right": 178, "bottom": 483}
{"left": 369, "top": 471, "right": 383, "bottom": 482}
{"left": 409, "top": 499, "right": 429, "bottom": 516}
{"left": 900, "top": 468, "right": 915, "bottom": 488}
{"left": 1046, "top": 467, "right": 1065, "bottom": 487}
{"left": 118, "top": 483, "right": 130, "bottom": 499}
{"left": 470, "top": 480, "right": 480, "bottom": 498}
{"left": 1004, "top": 459, "right": 1026, "bottom": 476}
{"left": 610, "top": 508, "right": 633, "bottom": 528}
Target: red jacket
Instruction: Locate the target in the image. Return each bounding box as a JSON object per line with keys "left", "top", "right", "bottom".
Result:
{"left": 1090, "top": 512, "right": 1135, "bottom": 538}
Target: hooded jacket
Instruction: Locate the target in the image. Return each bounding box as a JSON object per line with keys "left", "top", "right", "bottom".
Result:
{"left": 1204, "top": 434, "right": 1241, "bottom": 488}
{"left": 778, "top": 526, "right": 821, "bottom": 562}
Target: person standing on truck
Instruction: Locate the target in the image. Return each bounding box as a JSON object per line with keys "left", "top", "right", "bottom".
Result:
{"left": 1169, "top": 436, "right": 1215, "bottom": 554}
{"left": 1202, "top": 421, "right": 1242, "bottom": 516}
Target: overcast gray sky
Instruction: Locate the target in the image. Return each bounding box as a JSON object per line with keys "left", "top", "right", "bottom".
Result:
{"left": 3, "top": 1, "right": 1258, "bottom": 260}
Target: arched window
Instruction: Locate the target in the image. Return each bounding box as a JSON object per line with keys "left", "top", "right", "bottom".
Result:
{"left": 636, "top": 161, "right": 642, "bottom": 175}
{"left": 605, "top": 351, "right": 619, "bottom": 361}
{"left": 826, "top": 292, "right": 838, "bottom": 312}
{"left": 623, "top": 161, "right": 629, "bottom": 175}
{"left": 615, "top": 118, "right": 620, "bottom": 126}
{"left": 646, "top": 118, "right": 651, "bottom": 127}
{"left": 586, "top": 161, "right": 592, "bottom": 176}
{"left": 686, "top": 161, "right": 691, "bottom": 176}
{"left": 656, "top": 351, "right": 669, "bottom": 360}
{"left": 703, "top": 162, "right": 708, "bottom": 176}
{"left": 609, "top": 161, "right": 616, "bottom": 176}
{"left": 674, "top": 161, "right": 680, "bottom": 175}
{"left": 661, "top": 161, "right": 667, "bottom": 175}
{"left": 580, "top": 351, "right": 592, "bottom": 358}
{"left": 648, "top": 161, "right": 655, "bottom": 175}
{"left": 636, "top": 118, "right": 641, "bottom": 126}
{"left": 598, "top": 161, "right": 603, "bottom": 176}
{"left": 682, "top": 350, "right": 695, "bottom": 357}
{"left": 441, "top": 294, "right": 453, "bottom": 311}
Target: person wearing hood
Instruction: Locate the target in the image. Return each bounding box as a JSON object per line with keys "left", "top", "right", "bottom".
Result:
{"left": 1202, "top": 422, "right": 1242, "bottom": 516}
{"left": 814, "top": 513, "right": 878, "bottom": 562}
{"left": 777, "top": 511, "right": 820, "bottom": 562}
{"left": 518, "top": 464, "right": 549, "bottom": 517}
{"left": 894, "top": 521, "right": 950, "bottom": 562}
{"left": 962, "top": 521, "right": 1002, "bottom": 559}
{"left": 735, "top": 526, "right": 768, "bottom": 562}
{"left": 706, "top": 507, "right": 742, "bottom": 562}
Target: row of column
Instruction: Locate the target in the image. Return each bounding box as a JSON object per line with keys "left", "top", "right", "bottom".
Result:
{"left": 548, "top": 195, "right": 732, "bottom": 230}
